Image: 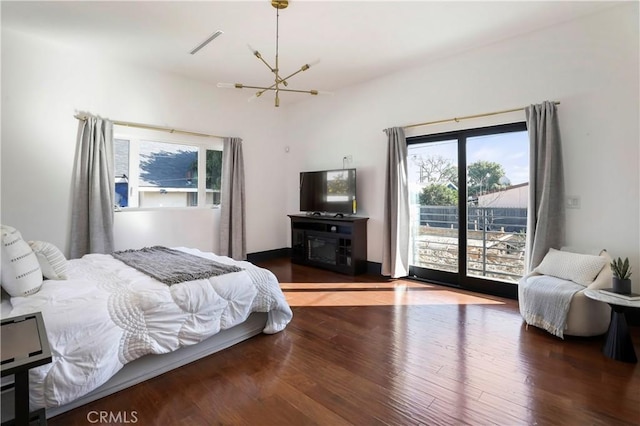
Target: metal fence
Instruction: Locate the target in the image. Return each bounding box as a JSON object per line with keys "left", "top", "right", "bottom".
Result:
{"left": 412, "top": 206, "right": 527, "bottom": 282}
{"left": 419, "top": 206, "right": 527, "bottom": 231}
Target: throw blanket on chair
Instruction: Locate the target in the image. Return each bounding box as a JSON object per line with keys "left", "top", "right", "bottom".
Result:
{"left": 519, "top": 275, "right": 585, "bottom": 339}
{"left": 112, "top": 246, "right": 243, "bottom": 285}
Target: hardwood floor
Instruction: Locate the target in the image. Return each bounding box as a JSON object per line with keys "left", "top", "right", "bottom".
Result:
{"left": 49, "top": 259, "right": 640, "bottom": 425}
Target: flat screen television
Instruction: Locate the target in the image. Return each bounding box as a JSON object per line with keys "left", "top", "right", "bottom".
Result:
{"left": 299, "top": 168, "right": 356, "bottom": 215}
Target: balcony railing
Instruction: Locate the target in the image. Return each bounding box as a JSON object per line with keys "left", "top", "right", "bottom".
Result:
{"left": 411, "top": 206, "right": 527, "bottom": 283}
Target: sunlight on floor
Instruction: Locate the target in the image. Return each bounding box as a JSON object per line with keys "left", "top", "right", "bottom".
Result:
{"left": 279, "top": 281, "right": 428, "bottom": 290}
{"left": 281, "top": 281, "right": 505, "bottom": 307}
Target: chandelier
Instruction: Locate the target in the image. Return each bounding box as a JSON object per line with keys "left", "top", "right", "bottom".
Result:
{"left": 217, "top": 0, "right": 326, "bottom": 107}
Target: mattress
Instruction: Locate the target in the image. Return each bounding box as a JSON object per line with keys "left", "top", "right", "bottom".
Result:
{"left": 2, "top": 248, "right": 292, "bottom": 411}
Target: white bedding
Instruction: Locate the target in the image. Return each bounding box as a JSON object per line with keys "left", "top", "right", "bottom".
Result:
{"left": 5, "top": 247, "right": 292, "bottom": 409}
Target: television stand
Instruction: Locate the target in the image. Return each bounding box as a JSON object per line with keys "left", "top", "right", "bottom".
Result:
{"left": 288, "top": 214, "right": 368, "bottom": 275}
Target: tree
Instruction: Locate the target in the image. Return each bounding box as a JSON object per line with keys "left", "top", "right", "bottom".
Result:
{"left": 140, "top": 150, "right": 197, "bottom": 187}
{"left": 419, "top": 184, "right": 458, "bottom": 206}
{"left": 187, "top": 150, "right": 223, "bottom": 190}
{"left": 327, "top": 171, "right": 350, "bottom": 195}
{"left": 412, "top": 155, "right": 458, "bottom": 186}
{"left": 467, "top": 161, "right": 506, "bottom": 197}
{"left": 205, "top": 150, "right": 222, "bottom": 190}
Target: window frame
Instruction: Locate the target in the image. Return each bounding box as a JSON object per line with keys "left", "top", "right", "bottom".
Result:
{"left": 406, "top": 121, "right": 528, "bottom": 299}
{"left": 114, "top": 125, "right": 223, "bottom": 211}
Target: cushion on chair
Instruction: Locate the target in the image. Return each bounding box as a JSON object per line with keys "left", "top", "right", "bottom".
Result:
{"left": 533, "top": 248, "right": 606, "bottom": 286}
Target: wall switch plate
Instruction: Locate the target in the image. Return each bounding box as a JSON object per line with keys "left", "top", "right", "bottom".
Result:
{"left": 566, "top": 196, "right": 581, "bottom": 209}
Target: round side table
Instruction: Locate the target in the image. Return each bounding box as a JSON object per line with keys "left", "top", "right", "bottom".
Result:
{"left": 584, "top": 289, "right": 639, "bottom": 363}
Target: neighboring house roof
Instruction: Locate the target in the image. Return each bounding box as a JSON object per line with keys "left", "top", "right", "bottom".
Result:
{"left": 114, "top": 140, "right": 197, "bottom": 189}
{"left": 477, "top": 182, "right": 529, "bottom": 208}
{"left": 481, "top": 182, "right": 529, "bottom": 196}
{"left": 139, "top": 150, "right": 197, "bottom": 188}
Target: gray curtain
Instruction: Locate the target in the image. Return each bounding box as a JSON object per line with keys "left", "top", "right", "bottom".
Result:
{"left": 219, "top": 137, "right": 246, "bottom": 260}
{"left": 382, "top": 127, "right": 410, "bottom": 278}
{"left": 525, "top": 101, "right": 565, "bottom": 271}
{"left": 70, "top": 115, "right": 114, "bottom": 258}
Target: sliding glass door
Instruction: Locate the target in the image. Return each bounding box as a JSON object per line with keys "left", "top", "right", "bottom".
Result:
{"left": 407, "top": 123, "right": 529, "bottom": 297}
{"left": 408, "top": 139, "right": 460, "bottom": 275}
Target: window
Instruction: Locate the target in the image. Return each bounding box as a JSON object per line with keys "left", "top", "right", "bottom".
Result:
{"left": 114, "top": 129, "right": 222, "bottom": 209}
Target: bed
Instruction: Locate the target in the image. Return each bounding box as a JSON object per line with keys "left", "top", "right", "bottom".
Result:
{"left": 0, "top": 236, "right": 293, "bottom": 420}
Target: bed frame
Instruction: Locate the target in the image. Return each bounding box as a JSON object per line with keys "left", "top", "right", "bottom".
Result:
{"left": 1, "top": 312, "right": 267, "bottom": 421}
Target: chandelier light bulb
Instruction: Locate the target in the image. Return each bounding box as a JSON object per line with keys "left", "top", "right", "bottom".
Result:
{"left": 248, "top": 92, "right": 263, "bottom": 102}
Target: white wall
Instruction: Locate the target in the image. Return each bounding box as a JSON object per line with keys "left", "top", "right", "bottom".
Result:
{"left": 1, "top": 29, "right": 289, "bottom": 256}
{"left": 2, "top": 4, "right": 638, "bottom": 290}
{"left": 114, "top": 209, "right": 219, "bottom": 252}
{"left": 282, "top": 4, "right": 640, "bottom": 289}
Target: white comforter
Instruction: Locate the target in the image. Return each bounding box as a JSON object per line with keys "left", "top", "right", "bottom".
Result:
{"left": 6, "top": 248, "right": 293, "bottom": 409}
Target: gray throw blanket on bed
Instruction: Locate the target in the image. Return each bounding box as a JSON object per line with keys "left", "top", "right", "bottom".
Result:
{"left": 520, "top": 275, "right": 584, "bottom": 339}
{"left": 112, "top": 246, "right": 243, "bottom": 285}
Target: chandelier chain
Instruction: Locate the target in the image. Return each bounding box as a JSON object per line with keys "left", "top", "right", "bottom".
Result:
{"left": 275, "top": 6, "right": 280, "bottom": 106}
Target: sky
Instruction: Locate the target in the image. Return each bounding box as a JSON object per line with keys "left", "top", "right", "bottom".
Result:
{"left": 407, "top": 130, "right": 529, "bottom": 186}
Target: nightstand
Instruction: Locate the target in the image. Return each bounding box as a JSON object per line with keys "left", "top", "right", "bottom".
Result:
{"left": 584, "top": 289, "right": 639, "bottom": 363}
{"left": 1, "top": 312, "right": 52, "bottom": 426}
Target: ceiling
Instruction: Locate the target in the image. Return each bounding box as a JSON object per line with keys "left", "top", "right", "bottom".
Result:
{"left": 2, "top": 1, "right": 616, "bottom": 101}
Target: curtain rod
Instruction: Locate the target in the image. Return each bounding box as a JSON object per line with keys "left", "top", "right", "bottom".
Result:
{"left": 391, "top": 101, "right": 561, "bottom": 131}
{"left": 74, "top": 114, "right": 225, "bottom": 139}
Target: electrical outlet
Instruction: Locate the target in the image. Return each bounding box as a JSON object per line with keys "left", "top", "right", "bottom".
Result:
{"left": 566, "top": 196, "right": 581, "bottom": 209}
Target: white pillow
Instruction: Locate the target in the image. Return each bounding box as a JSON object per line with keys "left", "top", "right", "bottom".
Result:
{"left": 534, "top": 248, "right": 606, "bottom": 286}
{"left": 1, "top": 225, "right": 43, "bottom": 296}
{"left": 28, "top": 240, "right": 68, "bottom": 280}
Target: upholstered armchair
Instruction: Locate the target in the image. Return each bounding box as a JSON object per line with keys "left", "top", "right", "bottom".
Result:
{"left": 518, "top": 248, "right": 612, "bottom": 338}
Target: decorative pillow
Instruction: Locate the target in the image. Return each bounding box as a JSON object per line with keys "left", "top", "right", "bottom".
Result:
{"left": 534, "top": 248, "right": 607, "bottom": 286}
{"left": 0, "top": 225, "right": 43, "bottom": 296}
{"left": 28, "top": 240, "right": 68, "bottom": 280}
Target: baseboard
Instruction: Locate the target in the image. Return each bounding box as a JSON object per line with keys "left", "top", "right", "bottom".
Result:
{"left": 247, "top": 248, "right": 290, "bottom": 263}
{"left": 366, "top": 261, "right": 383, "bottom": 276}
